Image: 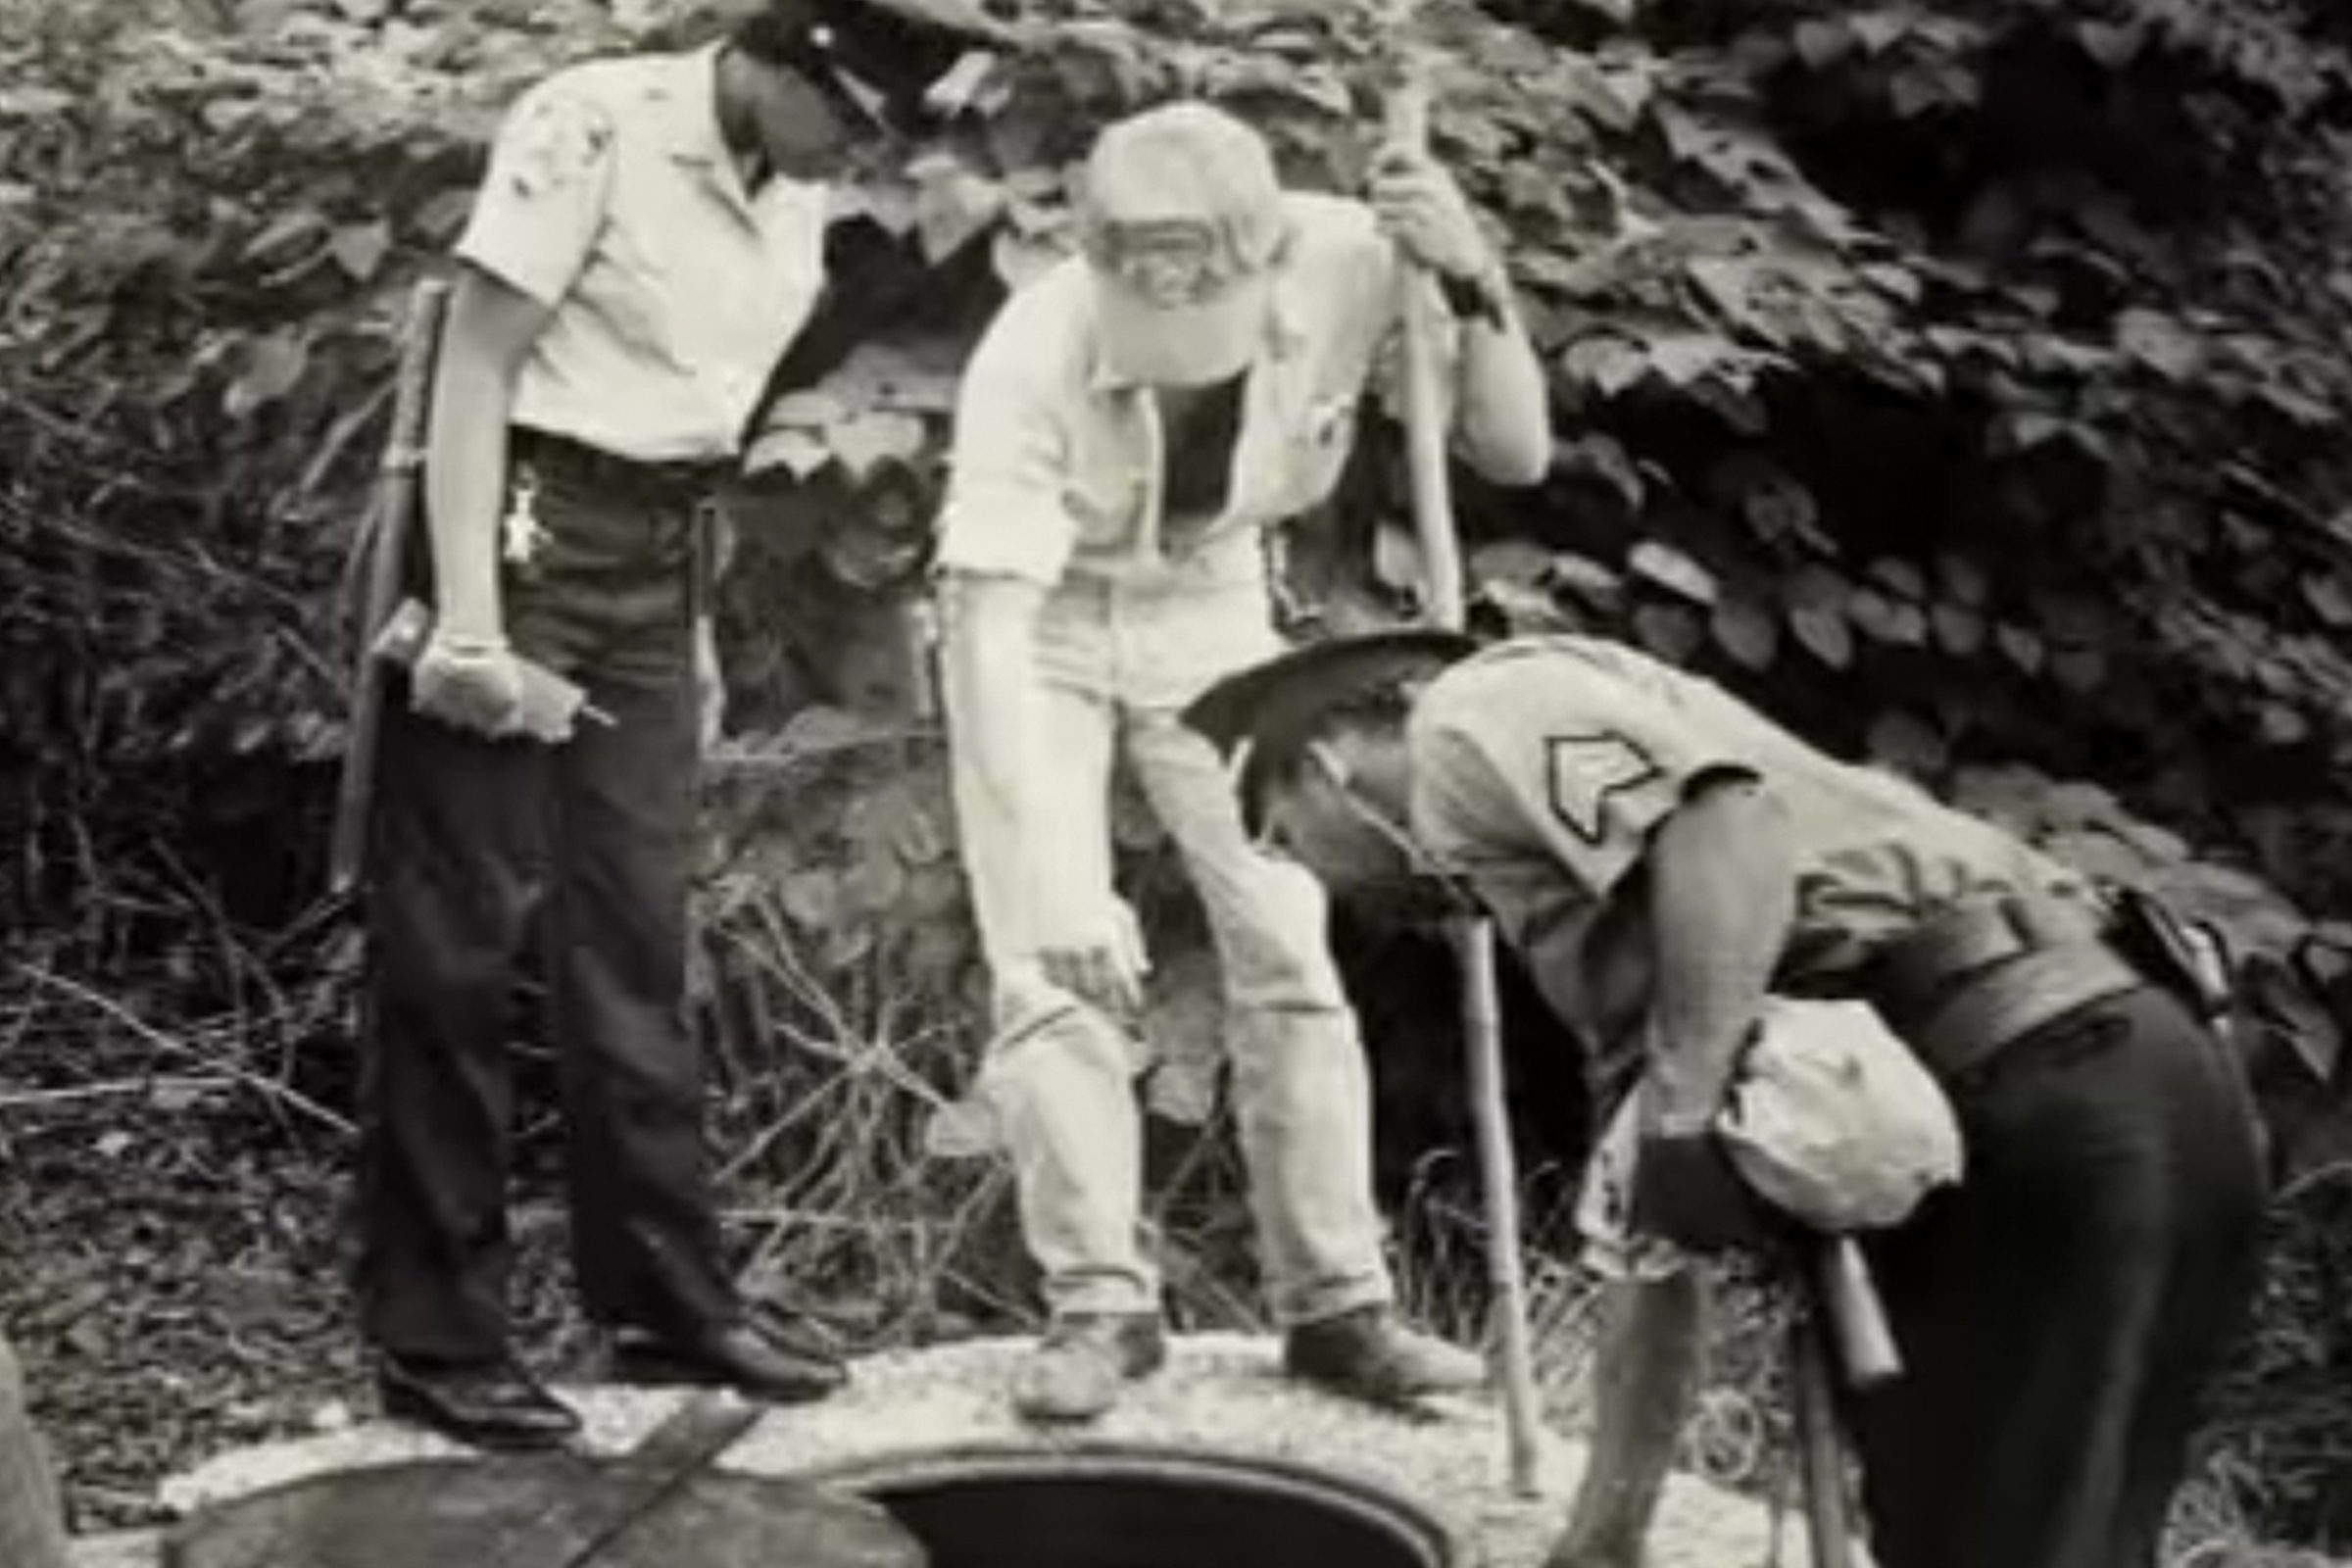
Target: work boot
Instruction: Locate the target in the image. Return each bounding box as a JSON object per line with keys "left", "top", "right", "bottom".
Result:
{"left": 377, "top": 1352, "right": 582, "bottom": 1450}
{"left": 1010, "top": 1311, "right": 1168, "bottom": 1424}
{"left": 1283, "top": 1305, "right": 1485, "bottom": 1408}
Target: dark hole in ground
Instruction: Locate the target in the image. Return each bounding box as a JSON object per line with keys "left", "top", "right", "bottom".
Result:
{"left": 833, "top": 1448, "right": 1452, "bottom": 1568}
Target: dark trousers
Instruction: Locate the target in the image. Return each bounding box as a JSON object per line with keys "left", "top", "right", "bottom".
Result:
{"left": 1847, "top": 984, "right": 2269, "bottom": 1568}
{"left": 357, "top": 463, "right": 732, "bottom": 1362}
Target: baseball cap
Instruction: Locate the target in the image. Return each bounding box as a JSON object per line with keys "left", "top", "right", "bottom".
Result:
{"left": 1079, "top": 102, "right": 1292, "bottom": 387}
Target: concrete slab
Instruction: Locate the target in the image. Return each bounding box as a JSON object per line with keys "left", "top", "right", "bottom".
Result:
{"left": 109, "top": 1335, "right": 1782, "bottom": 1568}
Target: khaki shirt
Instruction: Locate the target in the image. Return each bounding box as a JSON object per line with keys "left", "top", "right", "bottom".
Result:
{"left": 1408, "top": 637, "right": 2089, "bottom": 1102}
{"left": 457, "top": 45, "right": 828, "bottom": 463}
{"left": 935, "top": 193, "right": 1447, "bottom": 592}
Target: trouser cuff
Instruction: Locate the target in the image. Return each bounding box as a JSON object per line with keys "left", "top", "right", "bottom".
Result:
{"left": 1271, "top": 1278, "right": 1395, "bottom": 1331}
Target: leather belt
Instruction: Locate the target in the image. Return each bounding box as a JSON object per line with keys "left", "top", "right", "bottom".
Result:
{"left": 512, "top": 427, "right": 732, "bottom": 506}
{"left": 1864, "top": 894, "right": 2145, "bottom": 1083}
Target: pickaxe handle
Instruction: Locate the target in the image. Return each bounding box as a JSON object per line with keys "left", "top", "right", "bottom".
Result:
{"left": 1384, "top": 65, "right": 1544, "bottom": 1497}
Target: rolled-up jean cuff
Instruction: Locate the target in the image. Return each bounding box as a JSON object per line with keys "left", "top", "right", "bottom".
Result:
{"left": 1276, "top": 1278, "right": 1395, "bottom": 1330}
{"left": 1048, "top": 1278, "right": 1162, "bottom": 1320}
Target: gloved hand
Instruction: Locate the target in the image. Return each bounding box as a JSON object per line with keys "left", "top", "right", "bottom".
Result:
{"left": 1627, "top": 1130, "right": 1787, "bottom": 1255}
{"left": 1368, "top": 143, "right": 1501, "bottom": 290}
{"left": 411, "top": 630, "right": 526, "bottom": 740}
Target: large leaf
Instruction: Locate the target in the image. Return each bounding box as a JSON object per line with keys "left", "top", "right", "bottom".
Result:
{"left": 1789, "top": 604, "right": 1853, "bottom": 668}
{"left": 1628, "top": 539, "right": 1719, "bottom": 605}
{"left": 222, "top": 330, "right": 309, "bottom": 419}
{"left": 908, "top": 151, "right": 1007, "bottom": 265}
{"left": 328, "top": 220, "right": 391, "bottom": 281}
{"left": 1711, "top": 596, "right": 1780, "bottom": 670}
{"left": 1632, "top": 603, "right": 1708, "bottom": 664}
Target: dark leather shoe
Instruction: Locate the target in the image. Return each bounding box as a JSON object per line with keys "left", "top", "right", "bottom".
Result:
{"left": 377, "top": 1353, "right": 581, "bottom": 1450}
{"left": 612, "top": 1317, "right": 848, "bottom": 1404}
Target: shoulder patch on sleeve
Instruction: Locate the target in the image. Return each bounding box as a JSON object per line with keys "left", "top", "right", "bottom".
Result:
{"left": 1546, "top": 734, "right": 1661, "bottom": 844}
{"left": 495, "top": 89, "right": 613, "bottom": 201}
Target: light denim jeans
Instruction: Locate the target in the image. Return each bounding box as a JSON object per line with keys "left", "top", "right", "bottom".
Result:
{"left": 950, "top": 553, "right": 1395, "bottom": 1328}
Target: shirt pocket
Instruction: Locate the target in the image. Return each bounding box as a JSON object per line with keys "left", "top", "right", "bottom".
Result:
{"left": 580, "top": 163, "right": 682, "bottom": 356}
{"left": 1060, "top": 423, "right": 1150, "bottom": 552}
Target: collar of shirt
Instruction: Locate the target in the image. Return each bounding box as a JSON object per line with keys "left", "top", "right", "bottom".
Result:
{"left": 649, "top": 44, "right": 770, "bottom": 219}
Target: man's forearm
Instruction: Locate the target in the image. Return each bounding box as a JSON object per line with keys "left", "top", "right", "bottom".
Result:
{"left": 1552, "top": 1274, "right": 1705, "bottom": 1567}
{"left": 422, "top": 351, "right": 516, "bottom": 642}
{"left": 939, "top": 572, "right": 1045, "bottom": 956}
{"left": 1642, "top": 781, "right": 1796, "bottom": 1129}
{"left": 422, "top": 270, "right": 551, "bottom": 642}
{"left": 1453, "top": 275, "right": 1551, "bottom": 487}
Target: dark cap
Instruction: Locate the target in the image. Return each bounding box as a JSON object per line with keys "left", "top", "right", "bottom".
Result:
{"left": 1181, "top": 629, "right": 1482, "bottom": 831}
{"left": 732, "top": 0, "right": 1016, "bottom": 39}
{"left": 732, "top": 0, "right": 1020, "bottom": 122}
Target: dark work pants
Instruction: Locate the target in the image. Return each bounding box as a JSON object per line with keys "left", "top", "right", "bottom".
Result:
{"left": 357, "top": 462, "right": 733, "bottom": 1362}
{"left": 1846, "top": 983, "right": 2269, "bottom": 1568}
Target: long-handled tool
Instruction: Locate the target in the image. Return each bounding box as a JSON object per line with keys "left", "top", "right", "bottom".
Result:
{"left": 1383, "top": 71, "right": 1544, "bottom": 1497}
{"left": 329, "top": 275, "right": 450, "bottom": 898}
{"left": 1788, "top": 1306, "right": 1859, "bottom": 1568}
{"left": 1791, "top": 1233, "right": 1901, "bottom": 1567}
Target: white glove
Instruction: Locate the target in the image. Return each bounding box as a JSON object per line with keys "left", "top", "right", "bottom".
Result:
{"left": 411, "top": 631, "right": 525, "bottom": 739}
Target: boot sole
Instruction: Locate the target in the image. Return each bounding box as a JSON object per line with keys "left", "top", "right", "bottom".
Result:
{"left": 609, "top": 1348, "right": 845, "bottom": 1404}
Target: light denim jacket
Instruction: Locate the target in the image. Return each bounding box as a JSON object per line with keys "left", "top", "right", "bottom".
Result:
{"left": 935, "top": 192, "right": 1450, "bottom": 594}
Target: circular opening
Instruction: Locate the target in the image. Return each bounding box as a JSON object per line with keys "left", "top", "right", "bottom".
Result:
{"left": 813, "top": 1446, "right": 1455, "bottom": 1568}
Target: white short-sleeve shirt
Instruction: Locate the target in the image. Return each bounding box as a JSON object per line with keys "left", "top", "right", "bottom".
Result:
{"left": 456, "top": 45, "right": 829, "bottom": 464}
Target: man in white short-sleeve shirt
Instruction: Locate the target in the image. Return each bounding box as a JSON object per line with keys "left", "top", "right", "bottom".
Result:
{"left": 358, "top": 0, "right": 996, "bottom": 1448}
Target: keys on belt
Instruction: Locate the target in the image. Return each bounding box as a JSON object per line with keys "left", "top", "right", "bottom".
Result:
{"left": 503, "top": 471, "right": 546, "bottom": 567}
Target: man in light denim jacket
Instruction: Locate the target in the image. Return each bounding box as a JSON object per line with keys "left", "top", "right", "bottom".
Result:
{"left": 936, "top": 100, "right": 1551, "bottom": 1422}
